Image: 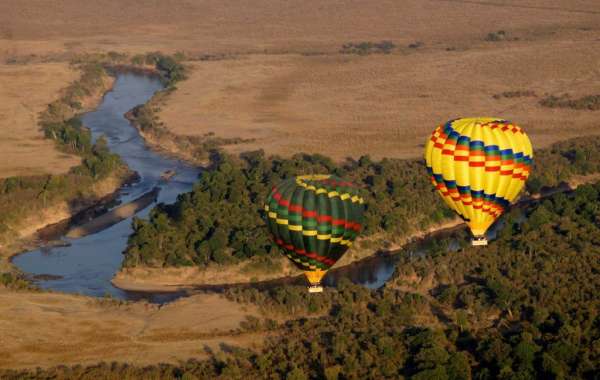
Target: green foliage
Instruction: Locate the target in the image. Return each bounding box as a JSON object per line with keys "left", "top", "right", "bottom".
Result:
{"left": 527, "top": 136, "right": 600, "bottom": 190}
{"left": 392, "top": 182, "right": 600, "bottom": 379}
{"left": 0, "top": 272, "right": 33, "bottom": 290}
{"left": 123, "top": 150, "right": 451, "bottom": 268}
{"left": 124, "top": 135, "right": 600, "bottom": 271}
{"left": 4, "top": 186, "right": 600, "bottom": 378}
{"left": 492, "top": 90, "right": 536, "bottom": 99}
{"left": 485, "top": 30, "right": 510, "bottom": 42}
{"left": 138, "top": 52, "right": 187, "bottom": 87}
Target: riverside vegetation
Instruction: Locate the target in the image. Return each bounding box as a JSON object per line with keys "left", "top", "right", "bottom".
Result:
{"left": 0, "top": 62, "right": 124, "bottom": 246}
{"left": 0, "top": 52, "right": 188, "bottom": 287}
{"left": 3, "top": 182, "right": 599, "bottom": 378}
{"left": 123, "top": 135, "right": 600, "bottom": 271}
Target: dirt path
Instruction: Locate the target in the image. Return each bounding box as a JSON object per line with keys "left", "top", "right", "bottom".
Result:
{"left": 0, "top": 290, "right": 263, "bottom": 369}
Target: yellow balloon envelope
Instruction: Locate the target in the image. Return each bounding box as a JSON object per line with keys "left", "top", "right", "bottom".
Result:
{"left": 424, "top": 118, "right": 533, "bottom": 244}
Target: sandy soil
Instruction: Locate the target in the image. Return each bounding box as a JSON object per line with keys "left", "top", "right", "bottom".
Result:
{"left": 0, "top": 290, "right": 263, "bottom": 369}
{"left": 159, "top": 36, "right": 600, "bottom": 160}
{"left": 0, "top": 63, "right": 81, "bottom": 178}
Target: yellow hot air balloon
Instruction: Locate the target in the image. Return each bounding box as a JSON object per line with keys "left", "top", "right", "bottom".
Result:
{"left": 424, "top": 118, "right": 533, "bottom": 245}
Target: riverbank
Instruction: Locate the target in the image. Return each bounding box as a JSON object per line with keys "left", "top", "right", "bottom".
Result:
{"left": 0, "top": 72, "right": 124, "bottom": 264}
{"left": 124, "top": 93, "right": 212, "bottom": 168}
{"left": 112, "top": 172, "right": 599, "bottom": 293}
{"left": 65, "top": 186, "right": 159, "bottom": 239}
{"left": 1, "top": 168, "right": 133, "bottom": 257}
{"left": 112, "top": 218, "right": 464, "bottom": 292}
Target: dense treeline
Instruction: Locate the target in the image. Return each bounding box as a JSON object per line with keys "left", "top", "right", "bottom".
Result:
{"left": 389, "top": 182, "right": 600, "bottom": 379}
{"left": 123, "top": 150, "right": 449, "bottom": 268}
{"left": 7, "top": 181, "right": 599, "bottom": 379}
{"left": 124, "top": 135, "right": 600, "bottom": 270}
{"left": 526, "top": 135, "right": 600, "bottom": 192}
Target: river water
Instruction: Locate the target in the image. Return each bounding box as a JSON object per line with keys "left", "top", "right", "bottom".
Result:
{"left": 12, "top": 73, "right": 502, "bottom": 302}
{"left": 13, "top": 74, "right": 198, "bottom": 302}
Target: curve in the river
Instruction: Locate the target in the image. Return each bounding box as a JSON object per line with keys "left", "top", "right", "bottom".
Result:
{"left": 13, "top": 74, "right": 199, "bottom": 303}
{"left": 13, "top": 73, "right": 544, "bottom": 303}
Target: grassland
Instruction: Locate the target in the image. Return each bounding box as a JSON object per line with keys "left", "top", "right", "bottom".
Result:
{"left": 2, "top": 1, "right": 600, "bottom": 162}
{"left": 0, "top": 63, "right": 80, "bottom": 178}
{"left": 0, "top": 290, "right": 263, "bottom": 369}
{"left": 1, "top": 0, "right": 600, "bottom": 373}
{"left": 157, "top": 39, "right": 600, "bottom": 161}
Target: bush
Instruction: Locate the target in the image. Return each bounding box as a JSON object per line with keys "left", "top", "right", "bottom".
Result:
{"left": 340, "top": 41, "right": 396, "bottom": 55}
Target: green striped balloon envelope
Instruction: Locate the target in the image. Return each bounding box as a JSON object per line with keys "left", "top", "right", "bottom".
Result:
{"left": 264, "top": 174, "right": 365, "bottom": 288}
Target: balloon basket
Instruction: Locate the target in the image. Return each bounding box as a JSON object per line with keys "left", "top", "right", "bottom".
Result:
{"left": 471, "top": 236, "right": 488, "bottom": 246}
{"left": 308, "top": 285, "right": 324, "bottom": 293}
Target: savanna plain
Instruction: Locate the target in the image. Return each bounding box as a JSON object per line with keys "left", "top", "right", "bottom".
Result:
{"left": 0, "top": 1, "right": 599, "bottom": 379}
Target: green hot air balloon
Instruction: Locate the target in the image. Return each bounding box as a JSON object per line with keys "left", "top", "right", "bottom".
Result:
{"left": 264, "top": 175, "right": 365, "bottom": 292}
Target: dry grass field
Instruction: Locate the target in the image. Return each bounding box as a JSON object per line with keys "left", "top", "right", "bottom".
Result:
{"left": 0, "top": 290, "right": 262, "bottom": 369}
{"left": 1, "top": 1, "right": 600, "bottom": 162}
{"left": 1, "top": 0, "right": 599, "bottom": 58}
{"left": 0, "top": 63, "right": 81, "bottom": 178}
{"left": 159, "top": 40, "right": 600, "bottom": 160}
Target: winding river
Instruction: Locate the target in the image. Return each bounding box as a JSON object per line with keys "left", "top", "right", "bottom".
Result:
{"left": 12, "top": 73, "right": 502, "bottom": 302}
{"left": 13, "top": 74, "right": 198, "bottom": 302}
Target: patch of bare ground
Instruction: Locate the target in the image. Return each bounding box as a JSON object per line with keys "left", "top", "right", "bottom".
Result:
{"left": 0, "top": 63, "right": 81, "bottom": 178}
{"left": 0, "top": 290, "right": 263, "bottom": 370}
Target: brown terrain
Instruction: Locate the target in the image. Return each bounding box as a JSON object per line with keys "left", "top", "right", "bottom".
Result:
{"left": 0, "top": 63, "right": 80, "bottom": 178}
{"left": 159, "top": 44, "right": 600, "bottom": 160}
{"left": 0, "top": 290, "right": 263, "bottom": 369}
{"left": 1, "top": 0, "right": 600, "bottom": 370}
{"left": 2, "top": 1, "right": 599, "bottom": 160}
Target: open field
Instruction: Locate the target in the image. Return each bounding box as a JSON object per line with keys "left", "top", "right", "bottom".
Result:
{"left": 159, "top": 39, "right": 600, "bottom": 160}
{"left": 0, "top": 63, "right": 80, "bottom": 178}
{"left": 2, "top": 1, "right": 600, "bottom": 162}
{"left": 1, "top": 0, "right": 600, "bottom": 58}
{"left": 1, "top": 0, "right": 600, "bottom": 373}
{"left": 0, "top": 290, "right": 262, "bottom": 369}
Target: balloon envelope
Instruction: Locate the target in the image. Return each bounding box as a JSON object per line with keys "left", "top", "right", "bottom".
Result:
{"left": 264, "top": 175, "right": 365, "bottom": 288}
{"left": 424, "top": 118, "right": 533, "bottom": 238}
